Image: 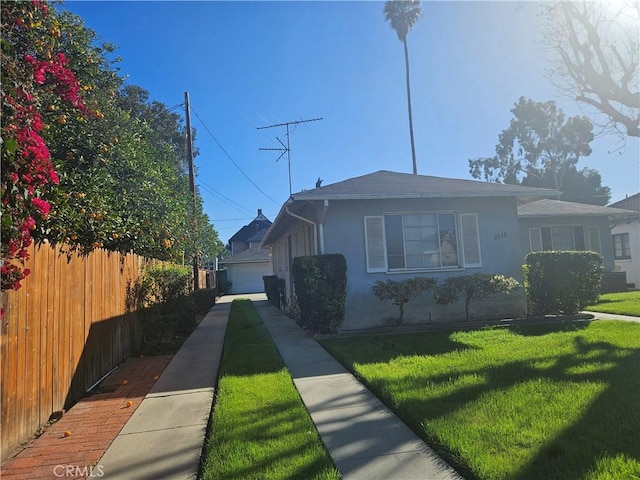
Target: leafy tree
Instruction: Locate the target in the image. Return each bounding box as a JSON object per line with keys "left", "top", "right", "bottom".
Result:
{"left": 384, "top": 0, "right": 422, "bottom": 175}
{"left": 542, "top": 1, "right": 639, "bottom": 137}
{"left": 434, "top": 273, "right": 520, "bottom": 322}
{"left": 372, "top": 276, "right": 436, "bottom": 325}
{"left": 468, "top": 97, "right": 611, "bottom": 205}
{"left": 2, "top": 1, "right": 224, "bottom": 292}
{"left": 1, "top": 1, "right": 90, "bottom": 289}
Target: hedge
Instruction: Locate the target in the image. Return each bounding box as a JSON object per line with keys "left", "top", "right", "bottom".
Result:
{"left": 291, "top": 254, "right": 347, "bottom": 333}
{"left": 524, "top": 251, "right": 603, "bottom": 315}
{"left": 263, "top": 275, "right": 285, "bottom": 308}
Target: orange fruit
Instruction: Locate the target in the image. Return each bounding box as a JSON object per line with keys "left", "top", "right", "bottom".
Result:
{"left": 126, "top": 401, "right": 133, "bottom": 407}
{"left": 64, "top": 431, "right": 72, "bottom": 437}
{"left": 153, "top": 375, "right": 159, "bottom": 381}
{"left": 122, "top": 380, "right": 128, "bottom": 385}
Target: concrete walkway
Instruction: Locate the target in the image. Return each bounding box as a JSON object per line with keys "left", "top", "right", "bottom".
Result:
{"left": 255, "top": 299, "right": 463, "bottom": 480}
{"left": 582, "top": 311, "right": 640, "bottom": 323}
{"left": 95, "top": 297, "right": 233, "bottom": 480}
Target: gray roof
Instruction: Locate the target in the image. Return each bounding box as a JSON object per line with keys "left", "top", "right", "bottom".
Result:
{"left": 219, "top": 248, "right": 271, "bottom": 265}
{"left": 609, "top": 193, "right": 640, "bottom": 212}
{"left": 518, "top": 198, "right": 636, "bottom": 218}
{"left": 247, "top": 227, "right": 269, "bottom": 243}
{"left": 292, "top": 170, "right": 559, "bottom": 200}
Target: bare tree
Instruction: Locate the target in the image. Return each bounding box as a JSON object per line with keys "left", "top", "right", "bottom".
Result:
{"left": 543, "top": 1, "right": 639, "bottom": 137}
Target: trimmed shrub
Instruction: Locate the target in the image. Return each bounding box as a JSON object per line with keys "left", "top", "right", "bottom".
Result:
{"left": 524, "top": 251, "right": 603, "bottom": 315}
{"left": 292, "top": 254, "right": 347, "bottom": 333}
{"left": 263, "top": 275, "right": 285, "bottom": 308}
{"left": 144, "top": 265, "right": 192, "bottom": 303}
{"left": 434, "top": 273, "right": 520, "bottom": 321}
{"left": 372, "top": 277, "right": 437, "bottom": 325}
{"left": 193, "top": 288, "right": 217, "bottom": 314}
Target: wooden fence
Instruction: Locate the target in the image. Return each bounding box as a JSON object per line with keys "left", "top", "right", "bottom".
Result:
{"left": 0, "top": 242, "right": 208, "bottom": 460}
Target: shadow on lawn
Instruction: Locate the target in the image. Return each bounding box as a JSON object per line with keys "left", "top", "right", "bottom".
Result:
{"left": 344, "top": 333, "right": 639, "bottom": 480}
{"left": 325, "top": 331, "right": 473, "bottom": 365}
{"left": 511, "top": 344, "right": 640, "bottom": 480}
{"left": 506, "top": 321, "right": 591, "bottom": 337}
{"left": 203, "top": 388, "right": 336, "bottom": 480}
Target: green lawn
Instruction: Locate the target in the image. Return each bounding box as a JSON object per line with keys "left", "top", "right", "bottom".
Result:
{"left": 321, "top": 321, "right": 640, "bottom": 480}
{"left": 587, "top": 291, "right": 640, "bottom": 317}
{"left": 201, "top": 299, "right": 340, "bottom": 480}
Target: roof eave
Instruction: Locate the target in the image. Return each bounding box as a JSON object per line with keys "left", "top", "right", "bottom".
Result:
{"left": 292, "top": 191, "right": 559, "bottom": 201}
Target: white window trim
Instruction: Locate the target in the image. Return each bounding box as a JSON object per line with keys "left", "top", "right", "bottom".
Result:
{"left": 530, "top": 225, "right": 602, "bottom": 254}
{"left": 613, "top": 232, "right": 631, "bottom": 260}
{"left": 364, "top": 216, "right": 388, "bottom": 273}
{"left": 364, "top": 211, "right": 482, "bottom": 273}
{"left": 586, "top": 226, "right": 601, "bottom": 254}
{"left": 529, "top": 227, "right": 543, "bottom": 252}
{"left": 460, "top": 213, "right": 482, "bottom": 268}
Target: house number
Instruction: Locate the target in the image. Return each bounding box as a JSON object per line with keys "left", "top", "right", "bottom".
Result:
{"left": 494, "top": 232, "right": 507, "bottom": 240}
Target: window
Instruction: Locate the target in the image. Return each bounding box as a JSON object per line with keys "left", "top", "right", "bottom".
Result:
{"left": 364, "top": 212, "right": 481, "bottom": 273}
{"left": 529, "top": 225, "right": 601, "bottom": 254}
{"left": 613, "top": 233, "right": 631, "bottom": 260}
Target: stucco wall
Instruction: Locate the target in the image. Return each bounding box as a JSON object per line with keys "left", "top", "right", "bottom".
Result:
{"left": 270, "top": 216, "right": 315, "bottom": 307}
{"left": 518, "top": 215, "right": 616, "bottom": 272}
{"left": 611, "top": 219, "right": 640, "bottom": 288}
{"left": 319, "top": 196, "right": 526, "bottom": 330}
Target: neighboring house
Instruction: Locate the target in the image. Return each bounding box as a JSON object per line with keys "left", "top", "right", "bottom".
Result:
{"left": 221, "top": 209, "right": 273, "bottom": 294}
{"left": 517, "top": 198, "right": 636, "bottom": 291}
{"left": 228, "top": 209, "right": 272, "bottom": 255}
{"left": 608, "top": 193, "right": 640, "bottom": 289}
{"left": 261, "top": 170, "right": 560, "bottom": 330}
{"left": 219, "top": 247, "right": 273, "bottom": 294}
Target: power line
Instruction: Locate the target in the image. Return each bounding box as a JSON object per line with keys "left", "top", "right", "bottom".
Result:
{"left": 197, "top": 181, "right": 254, "bottom": 215}
{"left": 211, "top": 213, "right": 278, "bottom": 222}
{"left": 191, "top": 107, "right": 281, "bottom": 206}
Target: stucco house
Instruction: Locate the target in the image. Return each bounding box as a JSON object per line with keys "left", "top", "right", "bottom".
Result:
{"left": 220, "top": 209, "right": 273, "bottom": 294}
{"left": 517, "top": 198, "right": 636, "bottom": 292}
{"left": 261, "top": 170, "right": 561, "bottom": 330}
{"left": 608, "top": 193, "right": 640, "bottom": 289}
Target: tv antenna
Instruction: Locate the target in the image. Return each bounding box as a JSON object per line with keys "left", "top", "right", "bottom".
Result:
{"left": 258, "top": 117, "right": 322, "bottom": 195}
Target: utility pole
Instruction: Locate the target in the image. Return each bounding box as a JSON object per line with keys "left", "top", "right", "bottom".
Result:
{"left": 184, "top": 92, "right": 199, "bottom": 291}
{"left": 258, "top": 117, "right": 322, "bottom": 196}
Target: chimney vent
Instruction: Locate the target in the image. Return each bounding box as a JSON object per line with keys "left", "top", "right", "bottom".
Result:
{"left": 258, "top": 209, "right": 263, "bottom": 216}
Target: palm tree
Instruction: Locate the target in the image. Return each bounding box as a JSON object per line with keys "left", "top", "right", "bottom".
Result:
{"left": 384, "top": 0, "right": 422, "bottom": 174}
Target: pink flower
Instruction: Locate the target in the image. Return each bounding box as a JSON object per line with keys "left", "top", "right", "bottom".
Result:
{"left": 20, "top": 217, "right": 36, "bottom": 233}
{"left": 31, "top": 197, "right": 51, "bottom": 217}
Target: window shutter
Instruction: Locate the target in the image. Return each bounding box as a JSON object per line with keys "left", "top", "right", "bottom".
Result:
{"left": 364, "top": 216, "right": 387, "bottom": 273}
{"left": 529, "top": 228, "right": 542, "bottom": 252}
{"left": 460, "top": 213, "right": 481, "bottom": 267}
{"left": 587, "top": 226, "right": 601, "bottom": 254}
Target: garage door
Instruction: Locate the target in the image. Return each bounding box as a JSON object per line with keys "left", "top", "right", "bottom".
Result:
{"left": 228, "top": 263, "right": 273, "bottom": 294}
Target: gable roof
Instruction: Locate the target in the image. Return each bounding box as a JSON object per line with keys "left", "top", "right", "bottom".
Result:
{"left": 219, "top": 247, "right": 271, "bottom": 265}
{"left": 518, "top": 198, "right": 635, "bottom": 218}
{"left": 262, "top": 170, "right": 561, "bottom": 247}
{"left": 228, "top": 210, "right": 272, "bottom": 244}
{"left": 609, "top": 193, "right": 640, "bottom": 212}
{"left": 292, "top": 170, "right": 559, "bottom": 201}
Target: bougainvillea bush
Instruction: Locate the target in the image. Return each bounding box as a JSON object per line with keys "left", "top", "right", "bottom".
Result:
{"left": 1, "top": 0, "right": 88, "bottom": 290}
{"left": 1, "top": 1, "right": 224, "bottom": 292}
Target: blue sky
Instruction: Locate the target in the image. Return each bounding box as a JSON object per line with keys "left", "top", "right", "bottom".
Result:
{"left": 60, "top": 1, "right": 639, "bottom": 244}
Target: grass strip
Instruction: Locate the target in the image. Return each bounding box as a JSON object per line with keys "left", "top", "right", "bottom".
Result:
{"left": 321, "top": 320, "right": 640, "bottom": 480}
{"left": 201, "top": 299, "right": 340, "bottom": 480}
{"left": 587, "top": 291, "right": 640, "bottom": 317}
